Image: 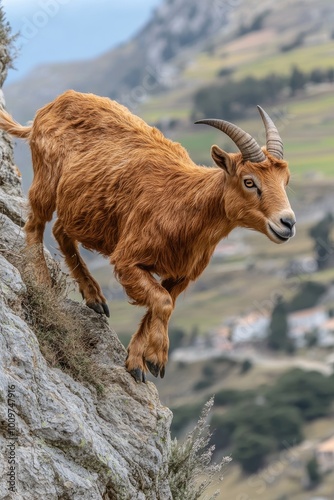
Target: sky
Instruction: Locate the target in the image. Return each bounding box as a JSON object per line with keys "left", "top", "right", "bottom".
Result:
{"left": 3, "top": 0, "right": 161, "bottom": 83}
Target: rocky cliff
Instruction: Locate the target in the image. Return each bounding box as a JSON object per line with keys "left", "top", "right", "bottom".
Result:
{"left": 0, "top": 87, "right": 173, "bottom": 499}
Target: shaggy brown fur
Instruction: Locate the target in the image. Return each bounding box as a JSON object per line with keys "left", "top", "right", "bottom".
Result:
{"left": 0, "top": 90, "right": 295, "bottom": 382}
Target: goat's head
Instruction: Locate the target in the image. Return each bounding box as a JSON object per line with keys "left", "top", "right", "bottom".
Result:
{"left": 196, "top": 106, "right": 296, "bottom": 244}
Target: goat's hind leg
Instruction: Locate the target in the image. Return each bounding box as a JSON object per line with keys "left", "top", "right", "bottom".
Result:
{"left": 24, "top": 153, "right": 60, "bottom": 285}
{"left": 24, "top": 180, "right": 55, "bottom": 285}
{"left": 24, "top": 211, "right": 50, "bottom": 285}
{"left": 53, "top": 219, "right": 109, "bottom": 317}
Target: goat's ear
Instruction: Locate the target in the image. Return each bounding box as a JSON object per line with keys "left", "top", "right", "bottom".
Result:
{"left": 211, "top": 145, "right": 235, "bottom": 175}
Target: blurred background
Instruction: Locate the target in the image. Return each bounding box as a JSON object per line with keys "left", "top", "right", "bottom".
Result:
{"left": 3, "top": 0, "right": 334, "bottom": 498}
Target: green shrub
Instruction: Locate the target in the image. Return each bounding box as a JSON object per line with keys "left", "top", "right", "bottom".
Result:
{"left": 268, "top": 369, "right": 334, "bottom": 421}
{"left": 0, "top": 4, "right": 18, "bottom": 85}
{"left": 169, "top": 326, "right": 187, "bottom": 352}
{"left": 193, "top": 379, "right": 213, "bottom": 391}
{"left": 267, "top": 297, "right": 290, "bottom": 352}
{"left": 306, "top": 456, "right": 321, "bottom": 488}
{"left": 171, "top": 402, "right": 204, "bottom": 436}
{"left": 280, "top": 32, "right": 305, "bottom": 52}
{"left": 215, "top": 389, "right": 254, "bottom": 406}
{"left": 210, "top": 368, "right": 334, "bottom": 473}
{"left": 287, "top": 281, "right": 328, "bottom": 312}
{"left": 21, "top": 262, "right": 108, "bottom": 393}
{"left": 240, "top": 358, "right": 253, "bottom": 374}
{"left": 210, "top": 413, "right": 234, "bottom": 450}
{"left": 193, "top": 66, "right": 334, "bottom": 122}
{"left": 217, "top": 67, "right": 234, "bottom": 78}
{"left": 266, "top": 406, "right": 303, "bottom": 447}
{"left": 211, "top": 399, "right": 303, "bottom": 472}
{"left": 202, "top": 364, "right": 215, "bottom": 378}
{"left": 233, "top": 429, "right": 275, "bottom": 474}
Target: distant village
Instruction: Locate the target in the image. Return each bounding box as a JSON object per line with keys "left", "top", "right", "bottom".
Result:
{"left": 172, "top": 304, "right": 334, "bottom": 365}
{"left": 171, "top": 236, "right": 334, "bottom": 370}
{"left": 172, "top": 220, "right": 334, "bottom": 371}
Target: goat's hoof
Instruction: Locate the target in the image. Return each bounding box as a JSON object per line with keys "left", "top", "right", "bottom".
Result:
{"left": 146, "top": 361, "right": 165, "bottom": 378}
{"left": 102, "top": 303, "right": 110, "bottom": 317}
{"left": 146, "top": 361, "right": 159, "bottom": 378}
{"left": 87, "top": 301, "right": 110, "bottom": 318}
{"left": 129, "top": 368, "right": 146, "bottom": 384}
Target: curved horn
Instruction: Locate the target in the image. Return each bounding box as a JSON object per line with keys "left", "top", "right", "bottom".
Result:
{"left": 195, "top": 118, "right": 265, "bottom": 163}
{"left": 257, "top": 106, "right": 284, "bottom": 159}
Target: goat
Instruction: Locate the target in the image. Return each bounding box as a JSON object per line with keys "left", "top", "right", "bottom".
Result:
{"left": 0, "top": 90, "right": 296, "bottom": 382}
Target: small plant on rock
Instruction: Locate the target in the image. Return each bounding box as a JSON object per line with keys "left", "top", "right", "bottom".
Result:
{"left": 169, "top": 397, "right": 231, "bottom": 499}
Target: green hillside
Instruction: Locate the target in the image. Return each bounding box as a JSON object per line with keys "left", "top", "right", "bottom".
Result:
{"left": 169, "top": 91, "right": 334, "bottom": 177}
{"left": 139, "top": 32, "right": 334, "bottom": 177}
{"left": 136, "top": 0, "right": 334, "bottom": 182}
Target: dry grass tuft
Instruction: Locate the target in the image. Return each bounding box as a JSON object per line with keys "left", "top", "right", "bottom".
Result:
{"left": 20, "top": 258, "right": 108, "bottom": 394}
{"left": 168, "top": 397, "right": 231, "bottom": 499}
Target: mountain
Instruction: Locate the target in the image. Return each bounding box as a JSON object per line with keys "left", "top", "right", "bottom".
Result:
{"left": 3, "top": 0, "right": 250, "bottom": 121}
{"left": 4, "top": 0, "right": 160, "bottom": 84}
{"left": 4, "top": 0, "right": 334, "bottom": 125}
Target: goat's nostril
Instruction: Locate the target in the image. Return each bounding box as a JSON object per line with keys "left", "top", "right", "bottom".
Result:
{"left": 280, "top": 217, "right": 296, "bottom": 230}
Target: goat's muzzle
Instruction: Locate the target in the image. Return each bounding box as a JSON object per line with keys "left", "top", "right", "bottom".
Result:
{"left": 267, "top": 213, "right": 296, "bottom": 244}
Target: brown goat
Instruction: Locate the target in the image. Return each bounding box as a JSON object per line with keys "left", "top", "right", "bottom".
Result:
{"left": 0, "top": 90, "right": 295, "bottom": 382}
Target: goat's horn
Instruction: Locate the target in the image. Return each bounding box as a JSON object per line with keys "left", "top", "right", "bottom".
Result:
{"left": 257, "top": 106, "right": 284, "bottom": 160}
{"left": 195, "top": 118, "right": 266, "bottom": 163}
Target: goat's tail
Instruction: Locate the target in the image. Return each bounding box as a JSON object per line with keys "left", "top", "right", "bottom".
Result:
{"left": 0, "top": 108, "right": 32, "bottom": 139}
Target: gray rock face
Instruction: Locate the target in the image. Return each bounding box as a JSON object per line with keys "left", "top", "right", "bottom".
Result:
{"left": 0, "top": 91, "right": 172, "bottom": 499}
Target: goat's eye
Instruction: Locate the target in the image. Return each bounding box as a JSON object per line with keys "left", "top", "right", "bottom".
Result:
{"left": 244, "top": 179, "right": 256, "bottom": 189}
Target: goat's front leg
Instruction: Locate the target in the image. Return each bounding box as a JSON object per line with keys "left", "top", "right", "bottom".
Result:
{"left": 115, "top": 264, "right": 174, "bottom": 382}
{"left": 161, "top": 277, "right": 190, "bottom": 305}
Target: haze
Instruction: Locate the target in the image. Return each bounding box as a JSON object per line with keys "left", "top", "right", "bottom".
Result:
{"left": 3, "top": 0, "right": 160, "bottom": 83}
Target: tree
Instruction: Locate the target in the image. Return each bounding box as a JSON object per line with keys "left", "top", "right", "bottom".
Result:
{"left": 306, "top": 456, "right": 321, "bottom": 488}
{"left": 309, "top": 213, "right": 334, "bottom": 270}
{"left": 289, "top": 66, "right": 306, "bottom": 95}
{"left": 169, "top": 326, "right": 186, "bottom": 353}
{"left": 287, "top": 280, "right": 327, "bottom": 312}
{"left": 0, "top": 2, "right": 17, "bottom": 86}
{"left": 209, "top": 370, "right": 334, "bottom": 473}
{"left": 240, "top": 358, "right": 253, "bottom": 374}
{"left": 310, "top": 68, "right": 326, "bottom": 84}
{"left": 268, "top": 369, "right": 334, "bottom": 421}
{"left": 233, "top": 429, "right": 275, "bottom": 474}
{"left": 267, "top": 297, "right": 291, "bottom": 352}
{"left": 328, "top": 67, "right": 334, "bottom": 83}
{"left": 202, "top": 363, "right": 215, "bottom": 378}
{"left": 214, "top": 388, "right": 254, "bottom": 406}
{"left": 267, "top": 406, "right": 303, "bottom": 447}
{"left": 210, "top": 416, "right": 231, "bottom": 451}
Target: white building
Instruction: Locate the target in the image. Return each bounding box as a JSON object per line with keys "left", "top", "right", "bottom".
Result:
{"left": 318, "top": 318, "right": 334, "bottom": 347}
{"left": 288, "top": 307, "right": 328, "bottom": 348}
{"left": 231, "top": 312, "right": 270, "bottom": 343}
{"left": 316, "top": 436, "right": 334, "bottom": 472}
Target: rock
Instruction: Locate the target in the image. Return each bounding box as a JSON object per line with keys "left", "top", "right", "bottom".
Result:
{"left": 0, "top": 94, "right": 173, "bottom": 499}
{"left": 0, "top": 90, "right": 22, "bottom": 198}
